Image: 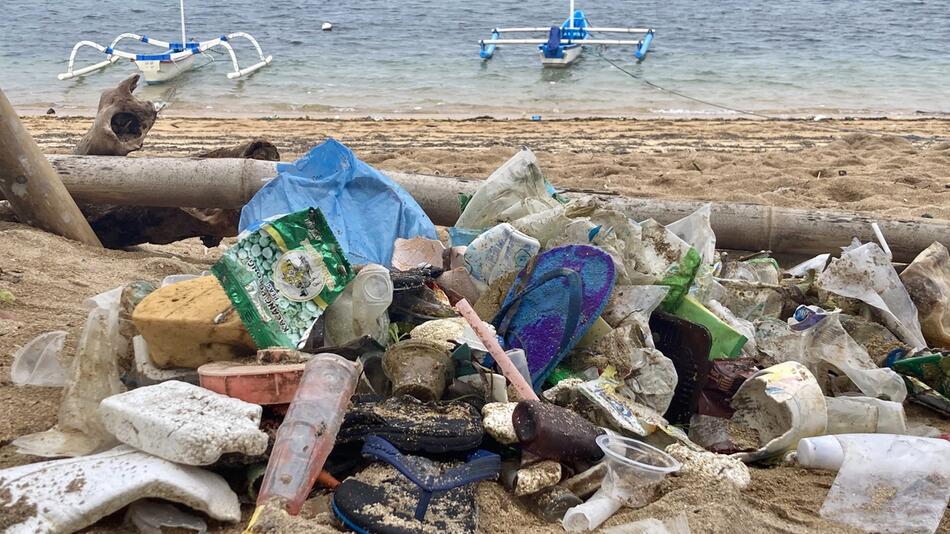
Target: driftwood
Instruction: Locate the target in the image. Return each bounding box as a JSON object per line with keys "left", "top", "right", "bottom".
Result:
{"left": 0, "top": 87, "right": 102, "bottom": 246}
{"left": 72, "top": 75, "right": 278, "bottom": 248}
{"left": 82, "top": 140, "right": 277, "bottom": 248}
{"left": 75, "top": 74, "right": 157, "bottom": 156}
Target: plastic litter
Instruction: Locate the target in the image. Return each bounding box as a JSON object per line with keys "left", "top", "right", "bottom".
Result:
{"left": 124, "top": 499, "right": 208, "bottom": 534}
{"left": 824, "top": 396, "right": 907, "bottom": 435}
{"left": 464, "top": 222, "right": 540, "bottom": 285}
{"left": 798, "top": 434, "right": 950, "bottom": 534}
{"left": 10, "top": 330, "right": 68, "bottom": 387}
{"left": 730, "top": 361, "right": 828, "bottom": 462}
{"left": 13, "top": 296, "right": 125, "bottom": 458}
{"left": 239, "top": 138, "right": 437, "bottom": 266}
{"left": 785, "top": 253, "right": 831, "bottom": 277}
{"left": 596, "top": 434, "right": 681, "bottom": 508}
{"left": 255, "top": 353, "right": 361, "bottom": 516}
{"left": 129, "top": 336, "right": 199, "bottom": 387}
{"left": 383, "top": 339, "right": 453, "bottom": 401}
{"left": 667, "top": 203, "right": 716, "bottom": 266}
{"left": 99, "top": 380, "right": 269, "bottom": 465}
{"left": 391, "top": 236, "right": 446, "bottom": 271}
{"left": 0, "top": 445, "right": 240, "bottom": 534}
{"left": 789, "top": 306, "right": 907, "bottom": 402}
{"left": 900, "top": 242, "right": 950, "bottom": 348}
{"left": 213, "top": 208, "right": 354, "bottom": 349}
{"left": 454, "top": 147, "right": 560, "bottom": 232}
{"left": 818, "top": 241, "right": 927, "bottom": 349}
{"left": 562, "top": 488, "right": 624, "bottom": 533}
{"left": 602, "top": 513, "right": 691, "bottom": 534}
{"left": 324, "top": 264, "right": 394, "bottom": 346}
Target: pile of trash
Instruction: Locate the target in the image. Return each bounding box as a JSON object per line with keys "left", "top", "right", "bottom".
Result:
{"left": 3, "top": 139, "right": 950, "bottom": 534}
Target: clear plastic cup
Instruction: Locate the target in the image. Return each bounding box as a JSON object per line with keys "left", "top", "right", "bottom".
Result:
{"left": 595, "top": 434, "right": 681, "bottom": 508}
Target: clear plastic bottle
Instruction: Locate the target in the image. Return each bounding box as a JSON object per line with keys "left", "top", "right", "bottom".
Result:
{"left": 255, "top": 353, "right": 361, "bottom": 514}
{"left": 324, "top": 264, "right": 393, "bottom": 346}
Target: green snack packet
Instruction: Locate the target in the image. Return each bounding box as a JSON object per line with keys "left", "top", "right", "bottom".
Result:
{"left": 212, "top": 208, "right": 354, "bottom": 349}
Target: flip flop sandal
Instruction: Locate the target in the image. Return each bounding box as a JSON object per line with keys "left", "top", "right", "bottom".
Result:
{"left": 333, "top": 436, "right": 501, "bottom": 534}
{"left": 492, "top": 245, "right": 616, "bottom": 389}
{"left": 337, "top": 395, "right": 485, "bottom": 454}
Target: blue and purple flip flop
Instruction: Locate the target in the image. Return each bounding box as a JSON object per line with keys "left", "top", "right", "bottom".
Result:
{"left": 492, "top": 244, "right": 616, "bottom": 389}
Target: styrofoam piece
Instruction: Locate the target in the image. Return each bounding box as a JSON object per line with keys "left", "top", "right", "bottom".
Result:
{"left": 0, "top": 445, "right": 240, "bottom": 533}
{"left": 10, "top": 331, "right": 69, "bottom": 387}
{"left": 99, "top": 380, "right": 268, "bottom": 465}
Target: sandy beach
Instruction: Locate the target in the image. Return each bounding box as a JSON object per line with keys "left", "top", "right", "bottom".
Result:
{"left": 2, "top": 115, "right": 949, "bottom": 533}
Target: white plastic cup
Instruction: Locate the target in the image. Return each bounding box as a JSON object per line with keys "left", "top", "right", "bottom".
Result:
{"left": 595, "top": 434, "right": 681, "bottom": 508}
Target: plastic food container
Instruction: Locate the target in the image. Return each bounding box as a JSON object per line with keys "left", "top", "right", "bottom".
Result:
{"left": 198, "top": 361, "right": 306, "bottom": 405}
{"left": 595, "top": 434, "right": 681, "bottom": 508}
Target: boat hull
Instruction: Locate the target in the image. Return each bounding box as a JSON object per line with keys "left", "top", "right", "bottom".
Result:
{"left": 136, "top": 54, "right": 197, "bottom": 84}
{"left": 540, "top": 44, "right": 583, "bottom": 67}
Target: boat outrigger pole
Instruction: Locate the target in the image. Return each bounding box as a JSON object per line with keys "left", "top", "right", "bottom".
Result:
{"left": 58, "top": 0, "right": 273, "bottom": 83}
{"left": 479, "top": 0, "right": 655, "bottom": 67}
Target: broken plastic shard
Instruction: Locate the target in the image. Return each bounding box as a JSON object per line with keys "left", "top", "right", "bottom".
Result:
{"left": 125, "top": 499, "right": 207, "bottom": 534}
{"left": 10, "top": 330, "right": 68, "bottom": 387}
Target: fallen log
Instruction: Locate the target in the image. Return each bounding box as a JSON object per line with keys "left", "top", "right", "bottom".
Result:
{"left": 35, "top": 155, "right": 950, "bottom": 263}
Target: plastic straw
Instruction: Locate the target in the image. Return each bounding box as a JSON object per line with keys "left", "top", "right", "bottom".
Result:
{"left": 454, "top": 299, "right": 539, "bottom": 401}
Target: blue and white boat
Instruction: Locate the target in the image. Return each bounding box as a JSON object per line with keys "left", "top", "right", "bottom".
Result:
{"left": 479, "top": 0, "right": 655, "bottom": 67}
{"left": 58, "top": 0, "right": 272, "bottom": 83}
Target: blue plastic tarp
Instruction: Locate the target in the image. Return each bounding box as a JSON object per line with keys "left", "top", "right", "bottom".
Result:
{"left": 239, "top": 139, "right": 438, "bottom": 266}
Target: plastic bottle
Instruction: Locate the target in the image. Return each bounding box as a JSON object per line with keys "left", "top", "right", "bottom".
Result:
{"left": 512, "top": 400, "right": 605, "bottom": 463}
{"left": 324, "top": 264, "right": 393, "bottom": 346}
{"left": 255, "top": 353, "right": 361, "bottom": 515}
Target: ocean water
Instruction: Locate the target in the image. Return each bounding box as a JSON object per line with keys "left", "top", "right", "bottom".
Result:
{"left": 2, "top": 0, "right": 949, "bottom": 117}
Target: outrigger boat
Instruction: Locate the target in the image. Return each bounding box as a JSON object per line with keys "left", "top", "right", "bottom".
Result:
{"left": 58, "top": 0, "right": 272, "bottom": 83}
{"left": 479, "top": 0, "right": 655, "bottom": 67}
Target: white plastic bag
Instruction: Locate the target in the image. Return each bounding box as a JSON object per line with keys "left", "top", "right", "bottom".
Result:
{"left": 10, "top": 331, "right": 68, "bottom": 387}
{"left": 818, "top": 434, "right": 950, "bottom": 533}
{"left": 667, "top": 204, "right": 716, "bottom": 266}
{"left": 455, "top": 148, "right": 560, "bottom": 230}
{"left": 818, "top": 242, "right": 926, "bottom": 349}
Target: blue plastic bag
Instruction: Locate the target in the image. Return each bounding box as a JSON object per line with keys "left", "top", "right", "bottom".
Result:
{"left": 239, "top": 139, "right": 438, "bottom": 266}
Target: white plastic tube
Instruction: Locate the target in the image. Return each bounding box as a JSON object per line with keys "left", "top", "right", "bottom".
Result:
{"left": 797, "top": 433, "right": 950, "bottom": 471}
{"left": 562, "top": 488, "right": 624, "bottom": 532}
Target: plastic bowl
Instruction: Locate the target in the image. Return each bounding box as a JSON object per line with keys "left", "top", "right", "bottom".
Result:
{"left": 595, "top": 434, "right": 681, "bottom": 508}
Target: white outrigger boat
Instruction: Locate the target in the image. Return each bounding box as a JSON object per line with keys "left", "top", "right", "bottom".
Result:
{"left": 479, "top": 0, "right": 654, "bottom": 67}
{"left": 58, "top": 0, "right": 272, "bottom": 83}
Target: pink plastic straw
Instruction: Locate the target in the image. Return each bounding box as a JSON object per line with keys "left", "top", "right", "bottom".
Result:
{"left": 455, "top": 299, "right": 539, "bottom": 401}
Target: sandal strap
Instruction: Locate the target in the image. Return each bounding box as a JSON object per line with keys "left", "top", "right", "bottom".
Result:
{"left": 362, "top": 436, "right": 501, "bottom": 521}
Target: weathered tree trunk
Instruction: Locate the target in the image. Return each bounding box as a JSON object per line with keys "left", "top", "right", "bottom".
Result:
{"left": 75, "top": 74, "right": 157, "bottom": 156}
{"left": 72, "top": 75, "right": 278, "bottom": 248}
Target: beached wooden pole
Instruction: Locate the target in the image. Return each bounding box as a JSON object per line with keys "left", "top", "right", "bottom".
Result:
{"left": 0, "top": 88, "right": 102, "bottom": 247}
{"left": 35, "top": 155, "right": 950, "bottom": 262}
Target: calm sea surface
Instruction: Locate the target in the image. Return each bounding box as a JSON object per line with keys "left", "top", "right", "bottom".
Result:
{"left": 2, "top": 0, "right": 949, "bottom": 117}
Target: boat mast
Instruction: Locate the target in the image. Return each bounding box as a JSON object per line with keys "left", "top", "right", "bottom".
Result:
{"left": 179, "top": 0, "right": 187, "bottom": 43}
{"left": 568, "top": 0, "right": 575, "bottom": 28}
